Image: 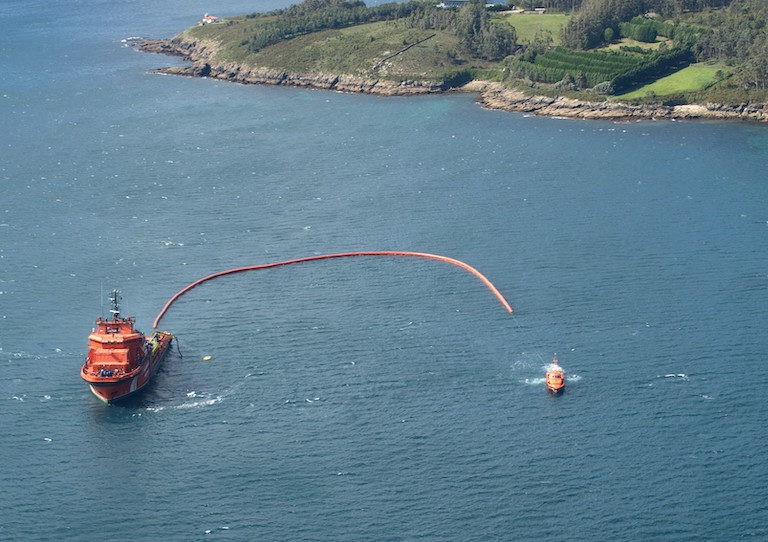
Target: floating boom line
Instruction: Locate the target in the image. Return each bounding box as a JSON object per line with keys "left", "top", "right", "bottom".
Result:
{"left": 152, "top": 251, "right": 513, "bottom": 329}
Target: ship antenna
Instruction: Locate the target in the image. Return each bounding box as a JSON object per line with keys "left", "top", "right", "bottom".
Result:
{"left": 109, "top": 289, "right": 122, "bottom": 320}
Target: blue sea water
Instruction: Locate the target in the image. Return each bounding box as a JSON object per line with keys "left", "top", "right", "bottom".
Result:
{"left": 2, "top": 1, "right": 768, "bottom": 540}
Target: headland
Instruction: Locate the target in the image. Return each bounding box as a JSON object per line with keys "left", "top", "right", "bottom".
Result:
{"left": 135, "top": 36, "right": 768, "bottom": 123}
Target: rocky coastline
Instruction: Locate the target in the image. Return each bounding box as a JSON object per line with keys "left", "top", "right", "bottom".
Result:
{"left": 137, "top": 38, "right": 444, "bottom": 95}
{"left": 135, "top": 37, "right": 768, "bottom": 123}
{"left": 469, "top": 82, "right": 768, "bottom": 122}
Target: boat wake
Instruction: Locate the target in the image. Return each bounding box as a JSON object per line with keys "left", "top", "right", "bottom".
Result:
{"left": 144, "top": 373, "right": 253, "bottom": 412}
{"left": 521, "top": 363, "right": 582, "bottom": 386}
{"left": 176, "top": 394, "right": 223, "bottom": 409}
{"left": 3, "top": 350, "right": 50, "bottom": 362}
{"left": 522, "top": 374, "right": 581, "bottom": 385}
{"left": 145, "top": 392, "right": 222, "bottom": 411}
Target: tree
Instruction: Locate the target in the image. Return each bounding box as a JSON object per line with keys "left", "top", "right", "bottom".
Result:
{"left": 455, "top": 0, "right": 517, "bottom": 60}
{"left": 739, "top": 29, "right": 768, "bottom": 88}
{"left": 456, "top": 0, "right": 489, "bottom": 50}
{"left": 691, "top": 0, "right": 768, "bottom": 88}
{"left": 561, "top": 0, "right": 649, "bottom": 49}
{"left": 479, "top": 24, "right": 517, "bottom": 60}
{"left": 529, "top": 28, "right": 555, "bottom": 52}
{"left": 554, "top": 72, "right": 578, "bottom": 89}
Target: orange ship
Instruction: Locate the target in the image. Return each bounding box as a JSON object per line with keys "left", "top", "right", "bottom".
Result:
{"left": 81, "top": 290, "right": 173, "bottom": 403}
{"left": 545, "top": 356, "right": 565, "bottom": 394}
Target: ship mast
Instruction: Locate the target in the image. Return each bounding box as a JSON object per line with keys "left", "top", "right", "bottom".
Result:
{"left": 108, "top": 289, "right": 122, "bottom": 321}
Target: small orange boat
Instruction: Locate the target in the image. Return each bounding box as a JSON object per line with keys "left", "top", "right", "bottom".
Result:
{"left": 545, "top": 356, "right": 565, "bottom": 394}
{"left": 81, "top": 290, "right": 173, "bottom": 403}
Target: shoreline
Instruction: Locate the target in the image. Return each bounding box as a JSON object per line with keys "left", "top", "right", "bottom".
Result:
{"left": 135, "top": 37, "right": 768, "bottom": 123}
{"left": 468, "top": 81, "right": 768, "bottom": 122}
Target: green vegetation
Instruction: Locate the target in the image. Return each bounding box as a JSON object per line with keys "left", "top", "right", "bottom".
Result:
{"left": 177, "top": 0, "right": 768, "bottom": 104}
{"left": 610, "top": 45, "right": 693, "bottom": 93}
{"left": 512, "top": 47, "right": 641, "bottom": 87}
{"left": 617, "top": 62, "right": 729, "bottom": 98}
{"left": 553, "top": 0, "right": 767, "bottom": 96}
{"left": 690, "top": 0, "right": 768, "bottom": 90}
{"left": 183, "top": 0, "right": 516, "bottom": 81}
{"left": 493, "top": 13, "right": 569, "bottom": 45}
{"left": 619, "top": 19, "right": 657, "bottom": 43}
{"left": 560, "top": 0, "right": 726, "bottom": 50}
{"left": 600, "top": 37, "right": 670, "bottom": 52}
{"left": 243, "top": 21, "right": 487, "bottom": 80}
{"left": 242, "top": 0, "right": 425, "bottom": 53}
{"left": 406, "top": 0, "right": 517, "bottom": 60}
{"left": 183, "top": 0, "right": 426, "bottom": 57}
{"left": 511, "top": 41, "right": 694, "bottom": 93}
{"left": 514, "top": 0, "right": 584, "bottom": 9}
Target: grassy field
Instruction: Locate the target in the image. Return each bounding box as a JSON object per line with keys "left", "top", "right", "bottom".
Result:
{"left": 248, "top": 21, "right": 472, "bottom": 79}
{"left": 182, "top": 16, "right": 277, "bottom": 63}
{"left": 177, "top": 12, "right": 729, "bottom": 98}
{"left": 493, "top": 13, "right": 569, "bottom": 45}
{"left": 183, "top": 19, "right": 502, "bottom": 81}
{"left": 617, "top": 63, "right": 728, "bottom": 99}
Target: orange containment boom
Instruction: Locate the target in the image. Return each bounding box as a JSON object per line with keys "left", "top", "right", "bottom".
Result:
{"left": 152, "top": 251, "right": 513, "bottom": 328}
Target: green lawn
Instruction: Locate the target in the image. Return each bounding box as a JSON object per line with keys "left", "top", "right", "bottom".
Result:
{"left": 617, "top": 63, "right": 729, "bottom": 99}
{"left": 493, "top": 13, "right": 569, "bottom": 45}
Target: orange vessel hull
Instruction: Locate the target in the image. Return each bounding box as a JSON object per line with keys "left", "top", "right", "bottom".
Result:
{"left": 81, "top": 332, "right": 173, "bottom": 403}
{"left": 81, "top": 292, "right": 174, "bottom": 404}
{"left": 545, "top": 374, "right": 565, "bottom": 394}
{"left": 545, "top": 357, "right": 565, "bottom": 394}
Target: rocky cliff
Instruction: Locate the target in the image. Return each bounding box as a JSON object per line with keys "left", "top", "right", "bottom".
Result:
{"left": 138, "top": 37, "right": 444, "bottom": 95}
{"left": 469, "top": 82, "right": 768, "bottom": 122}
{"left": 136, "top": 38, "right": 768, "bottom": 122}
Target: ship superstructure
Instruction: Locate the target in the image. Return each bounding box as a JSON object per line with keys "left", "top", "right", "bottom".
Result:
{"left": 81, "top": 290, "right": 173, "bottom": 403}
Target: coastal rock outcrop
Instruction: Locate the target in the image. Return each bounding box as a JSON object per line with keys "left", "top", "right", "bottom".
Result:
{"left": 140, "top": 38, "right": 444, "bottom": 95}
{"left": 152, "top": 62, "right": 445, "bottom": 95}
{"left": 137, "top": 37, "right": 220, "bottom": 60}
{"left": 135, "top": 38, "right": 768, "bottom": 122}
{"left": 470, "top": 82, "right": 768, "bottom": 122}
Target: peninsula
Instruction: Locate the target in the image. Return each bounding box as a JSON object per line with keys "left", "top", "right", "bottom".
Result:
{"left": 136, "top": 0, "right": 768, "bottom": 122}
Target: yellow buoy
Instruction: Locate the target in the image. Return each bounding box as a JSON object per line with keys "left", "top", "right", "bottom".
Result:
{"left": 202, "top": 355, "right": 212, "bottom": 361}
